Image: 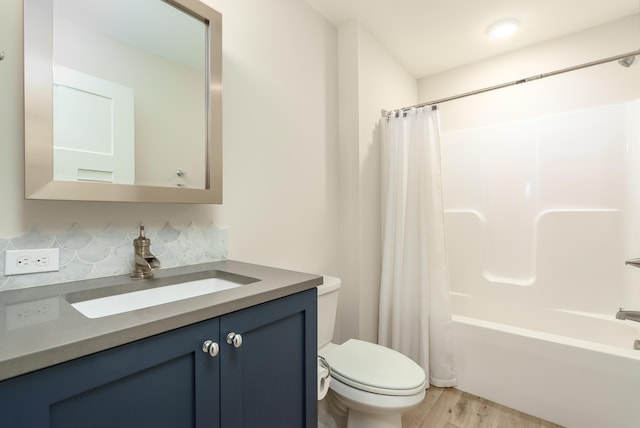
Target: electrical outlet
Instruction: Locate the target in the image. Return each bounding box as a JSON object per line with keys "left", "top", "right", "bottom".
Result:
{"left": 4, "top": 248, "right": 60, "bottom": 275}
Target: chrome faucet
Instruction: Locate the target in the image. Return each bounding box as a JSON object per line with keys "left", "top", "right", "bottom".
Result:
{"left": 131, "top": 226, "right": 160, "bottom": 279}
{"left": 616, "top": 308, "right": 640, "bottom": 323}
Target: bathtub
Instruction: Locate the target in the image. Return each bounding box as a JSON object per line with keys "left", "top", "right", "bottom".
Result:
{"left": 451, "top": 294, "right": 640, "bottom": 428}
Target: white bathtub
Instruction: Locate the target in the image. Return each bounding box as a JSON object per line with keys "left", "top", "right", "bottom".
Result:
{"left": 451, "top": 295, "right": 640, "bottom": 428}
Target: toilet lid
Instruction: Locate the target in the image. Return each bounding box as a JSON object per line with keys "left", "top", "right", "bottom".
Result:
{"left": 320, "top": 339, "right": 426, "bottom": 396}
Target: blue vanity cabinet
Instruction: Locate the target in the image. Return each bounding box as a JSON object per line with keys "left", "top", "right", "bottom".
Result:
{"left": 0, "top": 288, "right": 317, "bottom": 428}
{"left": 219, "top": 288, "right": 317, "bottom": 427}
{"left": 0, "top": 317, "right": 221, "bottom": 428}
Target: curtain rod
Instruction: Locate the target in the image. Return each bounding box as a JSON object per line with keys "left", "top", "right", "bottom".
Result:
{"left": 382, "top": 48, "right": 640, "bottom": 118}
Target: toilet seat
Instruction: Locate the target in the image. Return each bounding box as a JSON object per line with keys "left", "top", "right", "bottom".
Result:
{"left": 320, "top": 339, "right": 426, "bottom": 396}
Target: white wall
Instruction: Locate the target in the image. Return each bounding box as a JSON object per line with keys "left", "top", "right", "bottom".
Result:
{"left": 335, "top": 21, "right": 416, "bottom": 343}
{"left": 0, "top": 0, "right": 340, "bottom": 281}
{"left": 206, "top": 0, "right": 341, "bottom": 276}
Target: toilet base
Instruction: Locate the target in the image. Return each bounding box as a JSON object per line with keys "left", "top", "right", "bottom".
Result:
{"left": 318, "top": 393, "right": 347, "bottom": 428}
{"left": 326, "top": 379, "right": 425, "bottom": 428}
{"left": 319, "top": 391, "right": 403, "bottom": 428}
{"left": 347, "top": 409, "right": 401, "bottom": 428}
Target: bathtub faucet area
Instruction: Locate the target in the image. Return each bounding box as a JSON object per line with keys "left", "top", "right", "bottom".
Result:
{"left": 625, "top": 258, "right": 640, "bottom": 268}
{"left": 615, "top": 308, "right": 640, "bottom": 323}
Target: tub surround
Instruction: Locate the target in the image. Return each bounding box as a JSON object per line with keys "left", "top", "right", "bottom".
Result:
{"left": 442, "top": 98, "right": 640, "bottom": 427}
{"left": 0, "top": 260, "right": 322, "bottom": 381}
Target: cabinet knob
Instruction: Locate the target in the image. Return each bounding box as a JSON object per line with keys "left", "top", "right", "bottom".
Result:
{"left": 202, "top": 340, "right": 219, "bottom": 357}
{"left": 226, "top": 332, "right": 243, "bottom": 348}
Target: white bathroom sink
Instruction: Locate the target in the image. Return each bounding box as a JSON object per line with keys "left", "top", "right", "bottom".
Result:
{"left": 70, "top": 277, "right": 243, "bottom": 319}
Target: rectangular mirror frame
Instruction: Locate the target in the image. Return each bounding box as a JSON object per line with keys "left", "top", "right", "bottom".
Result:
{"left": 24, "top": 0, "right": 222, "bottom": 203}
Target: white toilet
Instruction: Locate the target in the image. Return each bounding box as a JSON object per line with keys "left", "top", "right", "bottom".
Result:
{"left": 317, "top": 276, "right": 426, "bottom": 428}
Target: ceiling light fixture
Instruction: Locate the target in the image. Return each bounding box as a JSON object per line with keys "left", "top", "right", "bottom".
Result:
{"left": 486, "top": 18, "right": 519, "bottom": 40}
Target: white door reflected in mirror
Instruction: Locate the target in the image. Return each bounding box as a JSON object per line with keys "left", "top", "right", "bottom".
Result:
{"left": 53, "top": 66, "right": 135, "bottom": 184}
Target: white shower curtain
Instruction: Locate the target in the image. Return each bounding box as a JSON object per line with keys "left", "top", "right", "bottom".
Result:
{"left": 378, "top": 106, "right": 457, "bottom": 387}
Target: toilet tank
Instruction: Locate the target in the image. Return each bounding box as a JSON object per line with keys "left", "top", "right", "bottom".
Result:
{"left": 317, "top": 275, "right": 341, "bottom": 348}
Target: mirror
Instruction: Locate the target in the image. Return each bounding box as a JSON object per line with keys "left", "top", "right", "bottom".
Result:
{"left": 24, "top": 0, "right": 222, "bottom": 203}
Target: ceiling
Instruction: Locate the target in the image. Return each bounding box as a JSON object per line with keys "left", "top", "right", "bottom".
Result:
{"left": 305, "top": 0, "right": 640, "bottom": 78}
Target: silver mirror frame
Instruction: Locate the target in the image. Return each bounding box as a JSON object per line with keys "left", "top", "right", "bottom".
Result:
{"left": 24, "top": 0, "right": 222, "bottom": 203}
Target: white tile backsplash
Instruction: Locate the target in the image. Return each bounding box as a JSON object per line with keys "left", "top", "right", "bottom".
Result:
{"left": 0, "top": 223, "right": 228, "bottom": 290}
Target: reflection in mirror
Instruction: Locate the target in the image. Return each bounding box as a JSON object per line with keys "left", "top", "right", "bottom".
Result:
{"left": 53, "top": 0, "right": 206, "bottom": 188}
{"left": 24, "top": 0, "right": 222, "bottom": 203}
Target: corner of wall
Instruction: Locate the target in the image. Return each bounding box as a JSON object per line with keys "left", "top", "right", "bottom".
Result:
{"left": 335, "top": 19, "right": 418, "bottom": 344}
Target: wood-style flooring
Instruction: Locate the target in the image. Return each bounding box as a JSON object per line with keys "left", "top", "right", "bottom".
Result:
{"left": 402, "top": 386, "right": 563, "bottom": 428}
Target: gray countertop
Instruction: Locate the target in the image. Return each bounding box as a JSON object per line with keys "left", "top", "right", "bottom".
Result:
{"left": 0, "top": 260, "right": 322, "bottom": 381}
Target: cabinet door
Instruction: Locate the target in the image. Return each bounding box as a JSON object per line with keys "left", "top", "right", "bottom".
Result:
{"left": 0, "top": 318, "right": 220, "bottom": 428}
{"left": 220, "top": 289, "right": 317, "bottom": 428}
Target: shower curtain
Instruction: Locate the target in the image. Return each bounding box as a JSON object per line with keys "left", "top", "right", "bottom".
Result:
{"left": 378, "top": 106, "right": 457, "bottom": 387}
